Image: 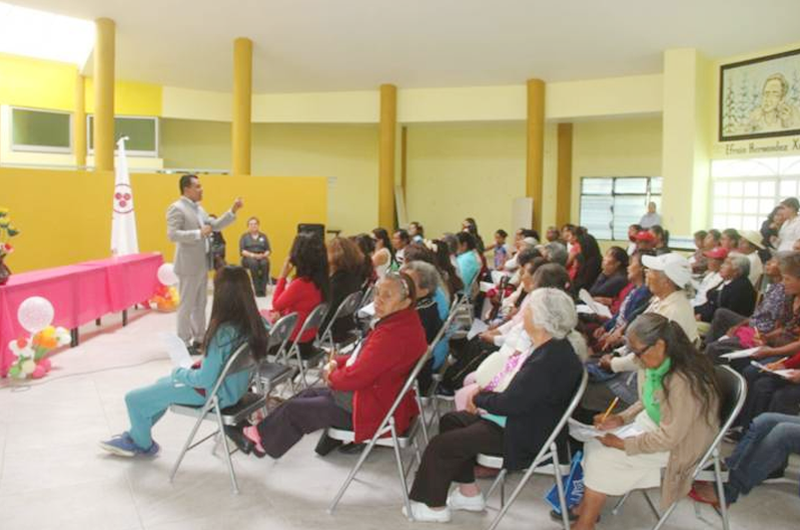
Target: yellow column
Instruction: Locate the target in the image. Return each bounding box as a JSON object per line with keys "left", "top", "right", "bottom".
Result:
{"left": 526, "top": 79, "right": 546, "bottom": 232}
{"left": 232, "top": 37, "right": 253, "bottom": 176}
{"left": 74, "top": 73, "right": 87, "bottom": 168}
{"left": 379, "top": 84, "right": 397, "bottom": 230}
{"left": 555, "top": 123, "right": 573, "bottom": 228}
{"left": 93, "top": 18, "right": 115, "bottom": 172}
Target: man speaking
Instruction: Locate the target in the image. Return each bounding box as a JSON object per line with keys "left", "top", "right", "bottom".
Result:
{"left": 167, "top": 174, "right": 243, "bottom": 353}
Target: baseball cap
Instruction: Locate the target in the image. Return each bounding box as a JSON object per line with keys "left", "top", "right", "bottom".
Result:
{"left": 634, "top": 230, "right": 656, "bottom": 242}
{"left": 703, "top": 247, "right": 729, "bottom": 260}
{"left": 739, "top": 229, "right": 765, "bottom": 249}
{"left": 642, "top": 253, "right": 692, "bottom": 288}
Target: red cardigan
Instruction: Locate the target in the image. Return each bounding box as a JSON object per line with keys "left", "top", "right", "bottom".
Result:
{"left": 272, "top": 277, "right": 323, "bottom": 343}
{"left": 328, "top": 307, "right": 427, "bottom": 443}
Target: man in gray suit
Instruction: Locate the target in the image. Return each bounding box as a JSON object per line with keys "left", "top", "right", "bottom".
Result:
{"left": 167, "top": 174, "right": 243, "bottom": 352}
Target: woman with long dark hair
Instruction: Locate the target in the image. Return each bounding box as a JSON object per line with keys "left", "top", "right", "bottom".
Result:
{"left": 432, "top": 238, "right": 464, "bottom": 296}
{"left": 456, "top": 231, "right": 481, "bottom": 294}
{"left": 372, "top": 227, "right": 394, "bottom": 278}
{"left": 352, "top": 233, "right": 377, "bottom": 284}
{"left": 462, "top": 217, "right": 485, "bottom": 254}
{"left": 571, "top": 313, "right": 721, "bottom": 529}
{"left": 322, "top": 237, "right": 366, "bottom": 342}
{"left": 270, "top": 232, "right": 329, "bottom": 358}
{"left": 100, "top": 266, "right": 268, "bottom": 457}
{"left": 572, "top": 228, "right": 603, "bottom": 294}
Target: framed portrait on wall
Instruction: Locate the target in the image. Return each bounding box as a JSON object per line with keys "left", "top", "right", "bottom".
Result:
{"left": 720, "top": 47, "right": 800, "bottom": 142}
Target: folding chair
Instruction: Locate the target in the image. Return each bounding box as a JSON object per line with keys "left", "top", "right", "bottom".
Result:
{"left": 256, "top": 312, "right": 298, "bottom": 396}
{"left": 318, "top": 291, "right": 363, "bottom": 353}
{"left": 283, "top": 303, "right": 329, "bottom": 388}
{"left": 482, "top": 368, "right": 589, "bottom": 530}
{"left": 168, "top": 342, "right": 264, "bottom": 494}
{"left": 327, "top": 318, "right": 452, "bottom": 520}
{"left": 609, "top": 366, "right": 746, "bottom": 530}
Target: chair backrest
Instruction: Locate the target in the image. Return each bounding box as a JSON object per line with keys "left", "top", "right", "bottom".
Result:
{"left": 295, "top": 302, "right": 329, "bottom": 341}
{"left": 318, "top": 291, "right": 362, "bottom": 344}
{"left": 203, "top": 341, "right": 254, "bottom": 406}
{"left": 267, "top": 312, "right": 299, "bottom": 351}
{"left": 359, "top": 284, "right": 375, "bottom": 310}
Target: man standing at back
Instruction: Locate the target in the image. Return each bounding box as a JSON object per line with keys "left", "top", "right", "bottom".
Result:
{"left": 167, "top": 174, "right": 243, "bottom": 353}
{"left": 639, "top": 201, "right": 662, "bottom": 229}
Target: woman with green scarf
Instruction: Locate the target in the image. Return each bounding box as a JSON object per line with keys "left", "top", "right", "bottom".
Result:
{"left": 570, "top": 313, "right": 721, "bottom": 530}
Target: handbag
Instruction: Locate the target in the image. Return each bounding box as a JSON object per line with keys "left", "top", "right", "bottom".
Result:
{"left": 0, "top": 258, "right": 10, "bottom": 286}
{"left": 545, "top": 450, "right": 584, "bottom": 514}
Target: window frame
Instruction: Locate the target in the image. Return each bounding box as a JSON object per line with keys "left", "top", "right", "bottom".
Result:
{"left": 86, "top": 114, "right": 160, "bottom": 158}
{"left": 578, "top": 176, "right": 663, "bottom": 241}
{"left": 9, "top": 106, "right": 73, "bottom": 154}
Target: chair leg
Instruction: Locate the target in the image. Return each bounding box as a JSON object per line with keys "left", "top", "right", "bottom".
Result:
{"left": 612, "top": 491, "right": 632, "bottom": 515}
{"left": 713, "top": 452, "right": 731, "bottom": 530}
{"left": 486, "top": 454, "right": 545, "bottom": 530}
{"left": 389, "top": 419, "right": 414, "bottom": 521}
{"left": 411, "top": 436, "right": 422, "bottom": 470}
{"left": 328, "top": 428, "right": 382, "bottom": 514}
{"left": 169, "top": 407, "right": 209, "bottom": 483}
{"left": 552, "top": 446, "right": 571, "bottom": 530}
{"left": 485, "top": 469, "right": 507, "bottom": 502}
{"left": 215, "top": 405, "right": 240, "bottom": 495}
{"left": 642, "top": 490, "right": 660, "bottom": 520}
{"left": 417, "top": 398, "right": 430, "bottom": 446}
{"left": 651, "top": 502, "right": 678, "bottom": 530}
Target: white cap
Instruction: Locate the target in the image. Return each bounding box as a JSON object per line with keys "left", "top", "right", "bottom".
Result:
{"left": 642, "top": 253, "right": 692, "bottom": 289}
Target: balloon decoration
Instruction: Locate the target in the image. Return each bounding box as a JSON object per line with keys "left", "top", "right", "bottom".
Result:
{"left": 148, "top": 263, "right": 180, "bottom": 312}
{"left": 7, "top": 296, "right": 66, "bottom": 380}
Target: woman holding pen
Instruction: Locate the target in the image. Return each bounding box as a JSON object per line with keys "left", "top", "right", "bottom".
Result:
{"left": 570, "top": 313, "right": 721, "bottom": 530}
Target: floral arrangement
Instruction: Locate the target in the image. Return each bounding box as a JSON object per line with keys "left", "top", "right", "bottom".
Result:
{"left": 7, "top": 326, "right": 70, "bottom": 379}
{"left": 0, "top": 206, "right": 19, "bottom": 284}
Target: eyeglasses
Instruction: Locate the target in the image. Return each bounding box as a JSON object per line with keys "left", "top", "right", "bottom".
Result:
{"left": 628, "top": 342, "right": 656, "bottom": 358}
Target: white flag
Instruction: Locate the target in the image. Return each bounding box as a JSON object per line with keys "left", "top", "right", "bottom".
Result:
{"left": 110, "top": 137, "right": 139, "bottom": 256}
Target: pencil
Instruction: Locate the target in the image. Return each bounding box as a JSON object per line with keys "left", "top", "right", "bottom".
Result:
{"left": 600, "top": 397, "right": 620, "bottom": 424}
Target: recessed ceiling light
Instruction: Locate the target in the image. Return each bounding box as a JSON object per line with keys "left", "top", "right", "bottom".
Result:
{"left": 0, "top": 2, "right": 94, "bottom": 67}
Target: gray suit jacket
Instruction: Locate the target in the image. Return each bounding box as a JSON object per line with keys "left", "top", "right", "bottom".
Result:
{"left": 167, "top": 196, "right": 236, "bottom": 276}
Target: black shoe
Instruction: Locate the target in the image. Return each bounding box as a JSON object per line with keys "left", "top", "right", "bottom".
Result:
{"left": 338, "top": 443, "right": 366, "bottom": 455}
{"left": 549, "top": 509, "right": 599, "bottom": 523}
{"left": 314, "top": 433, "right": 343, "bottom": 456}
{"left": 188, "top": 341, "right": 203, "bottom": 356}
{"left": 224, "top": 425, "right": 265, "bottom": 458}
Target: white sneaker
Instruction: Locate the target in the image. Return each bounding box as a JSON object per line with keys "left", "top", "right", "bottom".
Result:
{"left": 447, "top": 489, "right": 486, "bottom": 512}
{"left": 402, "top": 501, "right": 452, "bottom": 522}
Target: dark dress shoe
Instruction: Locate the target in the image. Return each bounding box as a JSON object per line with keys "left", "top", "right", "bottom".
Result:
{"left": 314, "top": 433, "right": 343, "bottom": 456}
{"left": 224, "top": 425, "right": 266, "bottom": 458}
{"left": 338, "top": 443, "right": 366, "bottom": 455}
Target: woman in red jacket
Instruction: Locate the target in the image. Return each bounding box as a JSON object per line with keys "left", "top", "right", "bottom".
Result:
{"left": 267, "top": 232, "right": 329, "bottom": 359}
{"left": 227, "top": 272, "right": 428, "bottom": 458}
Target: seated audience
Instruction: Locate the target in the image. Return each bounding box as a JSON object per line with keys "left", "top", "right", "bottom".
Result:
{"left": 649, "top": 225, "right": 670, "bottom": 255}
{"left": 736, "top": 229, "right": 765, "bottom": 287}
{"left": 761, "top": 206, "right": 783, "bottom": 250}
{"left": 633, "top": 229, "right": 656, "bottom": 253}
{"left": 431, "top": 238, "right": 465, "bottom": 298}
{"left": 589, "top": 246, "right": 630, "bottom": 305}
{"left": 541, "top": 241, "right": 568, "bottom": 267}
{"left": 393, "top": 229, "right": 411, "bottom": 265}
{"left": 720, "top": 228, "right": 740, "bottom": 251}
{"left": 456, "top": 231, "right": 481, "bottom": 293}
{"left": 226, "top": 273, "right": 427, "bottom": 458}
{"left": 352, "top": 233, "right": 377, "bottom": 284}
{"left": 704, "top": 228, "right": 722, "bottom": 251}
{"left": 626, "top": 224, "right": 642, "bottom": 256}
{"left": 405, "top": 288, "right": 583, "bottom": 522}
{"left": 409, "top": 221, "right": 425, "bottom": 243}
{"left": 269, "top": 232, "right": 329, "bottom": 359}
{"left": 691, "top": 412, "right": 800, "bottom": 507}
{"left": 572, "top": 313, "right": 720, "bottom": 529}
{"left": 462, "top": 217, "right": 486, "bottom": 254}
{"left": 565, "top": 226, "right": 602, "bottom": 294}
{"left": 322, "top": 237, "right": 366, "bottom": 343}
{"left": 545, "top": 225, "right": 562, "bottom": 244}
{"left": 736, "top": 355, "right": 800, "bottom": 431}
{"left": 689, "top": 230, "right": 708, "bottom": 274}
{"left": 100, "top": 266, "right": 268, "bottom": 457}
{"left": 777, "top": 197, "right": 800, "bottom": 251}
{"left": 372, "top": 228, "right": 395, "bottom": 279}
{"left": 694, "top": 255, "right": 756, "bottom": 323}
{"left": 693, "top": 247, "right": 727, "bottom": 307}
{"left": 403, "top": 261, "right": 445, "bottom": 392}
{"left": 239, "top": 216, "right": 271, "bottom": 297}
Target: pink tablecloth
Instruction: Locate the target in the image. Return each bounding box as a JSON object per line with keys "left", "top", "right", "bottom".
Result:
{"left": 0, "top": 253, "right": 163, "bottom": 376}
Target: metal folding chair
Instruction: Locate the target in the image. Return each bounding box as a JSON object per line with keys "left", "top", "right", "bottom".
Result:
{"left": 168, "top": 342, "right": 264, "bottom": 494}
{"left": 327, "top": 318, "right": 452, "bottom": 519}
{"left": 318, "top": 291, "right": 363, "bottom": 353}
{"left": 283, "top": 303, "right": 329, "bottom": 388}
{"left": 257, "top": 312, "right": 298, "bottom": 395}
{"left": 481, "top": 368, "right": 589, "bottom": 530}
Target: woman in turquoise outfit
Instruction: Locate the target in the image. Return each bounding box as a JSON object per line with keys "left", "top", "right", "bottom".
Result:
{"left": 100, "top": 266, "right": 268, "bottom": 457}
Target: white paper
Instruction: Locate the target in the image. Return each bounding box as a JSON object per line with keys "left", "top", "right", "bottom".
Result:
{"left": 357, "top": 302, "right": 375, "bottom": 318}
{"left": 720, "top": 347, "right": 761, "bottom": 360}
{"left": 467, "top": 319, "right": 490, "bottom": 340}
{"left": 750, "top": 360, "right": 795, "bottom": 380}
{"left": 576, "top": 305, "right": 595, "bottom": 315}
{"left": 567, "top": 418, "right": 645, "bottom": 443}
{"left": 577, "top": 289, "right": 613, "bottom": 319}
{"left": 160, "top": 332, "right": 194, "bottom": 369}
{"left": 479, "top": 281, "right": 495, "bottom": 293}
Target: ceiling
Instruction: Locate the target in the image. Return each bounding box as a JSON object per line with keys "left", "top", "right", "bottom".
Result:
{"left": 11, "top": 0, "right": 800, "bottom": 93}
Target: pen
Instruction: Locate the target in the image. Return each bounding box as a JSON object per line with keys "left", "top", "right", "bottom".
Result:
{"left": 600, "top": 397, "right": 620, "bottom": 424}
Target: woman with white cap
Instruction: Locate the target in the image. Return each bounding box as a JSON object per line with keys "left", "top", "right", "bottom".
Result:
{"left": 736, "top": 229, "right": 765, "bottom": 287}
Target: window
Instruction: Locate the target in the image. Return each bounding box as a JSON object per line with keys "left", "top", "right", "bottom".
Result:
{"left": 10, "top": 107, "right": 72, "bottom": 153}
{"left": 579, "top": 177, "right": 663, "bottom": 240}
{"left": 710, "top": 156, "right": 800, "bottom": 231}
{"left": 87, "top": 115, "right": 159, "bottom": 157}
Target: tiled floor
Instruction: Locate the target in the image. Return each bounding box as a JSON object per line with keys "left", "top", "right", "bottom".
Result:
{"left": 0, "top": 303, "right": 798, "bottom": 530}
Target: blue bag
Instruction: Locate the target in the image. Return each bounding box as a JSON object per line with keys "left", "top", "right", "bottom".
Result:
{"left": 545, "top": 450, "right": 584, "bottom": 514}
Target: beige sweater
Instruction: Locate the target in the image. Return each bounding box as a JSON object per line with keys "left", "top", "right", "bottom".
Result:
{"left": 619, "top": 371, "right": 720, "bottom": 508}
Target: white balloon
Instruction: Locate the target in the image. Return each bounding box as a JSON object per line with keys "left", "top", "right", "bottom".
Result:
{"left": 157, "top": 263, "right": 179, "bottom": 286}
{"left": 17, "top": 297, "right": 54, "bottom": 333}
{"left": 21, "top": 359, "right": 36, "bottom": 375}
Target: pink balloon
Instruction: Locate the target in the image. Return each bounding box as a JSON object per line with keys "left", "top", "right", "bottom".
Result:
{"left": 40, "top": 358, "right": 52, "bottom": 371}
{"left": 31, "top": 365, "right": 47, "bottom": 379}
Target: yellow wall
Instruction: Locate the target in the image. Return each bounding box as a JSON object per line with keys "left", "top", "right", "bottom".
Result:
{"left": 85, "top": 78, "right": 163, "bottom": 116}
{"left": 161, "top": 118, "right": 232, "bottom": 170}
{"left": 0, "top": 53, "right": 76, "bottom": 111}
{"left": 570, "top": 117, "right": 664, "bottom": 223}
{"left": 0, "top": 168, "right": 327, "bottom": 273}
{"left": 405, "top": 122, "right": 527, "bottom": 237}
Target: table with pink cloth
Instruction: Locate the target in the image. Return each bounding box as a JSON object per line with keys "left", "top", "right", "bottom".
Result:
{"left": 0, "top": 252, "right": 164, "bottom": 377}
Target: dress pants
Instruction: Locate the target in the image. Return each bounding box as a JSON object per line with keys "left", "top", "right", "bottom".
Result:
{"left": 242, "top": 257, "right": 269, "bottom": 296}
{"left": 125, "top": 376, "right": 206, "bottom": 449}
{"left": 738, "top": 364, "right": 800, "bottom": 428}
{"left": 409, "top": 411, "right": 504, "bottom": 507}
{"left": 725, "top": 413, "right": 800, "bottom": 502}
{"left": 177, "top": 272, "right": 208, "bottom": 344}
{"left": 255, "top": 387, "right": 352, "bottom": 458}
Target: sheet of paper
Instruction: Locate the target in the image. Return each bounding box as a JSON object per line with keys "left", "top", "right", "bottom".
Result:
{"left": 750, "top": 360, "right": 795, "bottom": 380}
{"left": 480, "top": 281, "right": 495, "bottom": 293}
{"left": 160, "top": 332, "right": 193, "bottom": 369}
{"left": 357, "top": 301, "right": 375, "bottom": 317}
{"left": 720, "top": 347, "right": 761, "bottom": 360}
{"left": 577, "top": 289, "right": 612, "bottom": 319}
{"left": 467, "top": 319, "right": 490, "bottom": 340}
{"left": 567, "top": 418, "right": 645, "bottom": 443}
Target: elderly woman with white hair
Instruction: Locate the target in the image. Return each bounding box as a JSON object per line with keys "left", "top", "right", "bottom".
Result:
{"left": 694, "top": 254, "right": 757, "bottom": 323}
{"left": 405, "top": 288, "right": 584, "bottom": 523}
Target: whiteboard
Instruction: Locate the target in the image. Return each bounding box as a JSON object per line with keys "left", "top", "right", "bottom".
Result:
{"left": 512, "top": 197, "right": 533, "bottom": 231}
